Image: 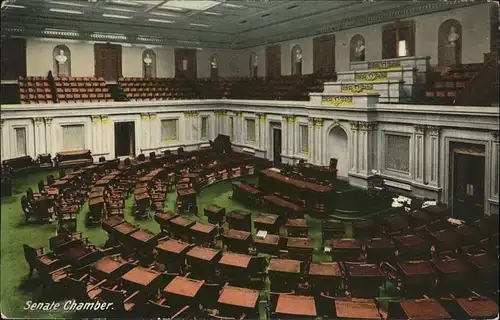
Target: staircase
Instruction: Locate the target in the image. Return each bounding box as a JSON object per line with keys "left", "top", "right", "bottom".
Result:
{"left": 454, "top": 53, "right": 499, "bottom": 106}
{"left": 422, "top": 63, "right": 483, "bottom": 105}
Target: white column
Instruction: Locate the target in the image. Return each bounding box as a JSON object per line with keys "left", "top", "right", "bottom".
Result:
{"left": 290, "top": 117, "right": 297, "bottom": 159}
{"left": 349, "top": 121, "right": 359, "bottom": 173}
{"left": 261, "top": 114, "right": 268, "bottom": 152}
{"left": 359, "top": 124, "right": 368, "bottom": 175}
{"left": 149, "top": 113, "right": 158, "bottom": 150}
{"left": 140, "top": 113, "right": 150, "bottom": 152}
{"left": 427, "top": 126, "right": 440, "bottom": 187}
{"left": 255, "top": 114, "right": 261, "bottom": 148}
{"left": 414, "top": 125, "right": 425, "bottom": 184}
{"left": 281, "top": 116, "right": 289, "bottom": 155}
{"left": 90, "top": 116, "right": 100, "bottom": 154}
{"left": 236, "top": 112, "right": 243, "bottom": 144}
{"left": 33, "top": 118, "right": 43, "bottom": 156}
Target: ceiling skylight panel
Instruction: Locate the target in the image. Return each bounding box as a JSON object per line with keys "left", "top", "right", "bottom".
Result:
{"left": 161, "top": 1, "right": 221, "bottom": 11}
{"left": 49, "top": 8, "right": 83, "bottom": 14}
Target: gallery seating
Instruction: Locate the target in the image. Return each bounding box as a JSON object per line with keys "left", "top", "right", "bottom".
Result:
{"left": 53, "top": 76, "right": 113, "bottom": 103}
{"left": 18, "top": 76, "right": 54, "bottom": 104}
{"left": 118, "top": 77, "right": 196, "bottom": 101}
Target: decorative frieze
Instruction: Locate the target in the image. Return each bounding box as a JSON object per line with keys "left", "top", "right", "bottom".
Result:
{"left": 322, "top": 96, "right": 354, "bottom": 107}
{"left": 341, "top": 83, "right": 376, "bottom": 94}
{"left": 354, "top": 71, "right": 388, "bottom": 82}
{"left": 368, "top": 60, "right": 401, "bottom": 71}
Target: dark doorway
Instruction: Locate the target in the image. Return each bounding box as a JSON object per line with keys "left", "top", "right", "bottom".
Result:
{"left": 114, "top": 122, "right": 135, "bottom": 158}
{"left": 451, "top": 147, "right": 485, "bottom": 221}
{"left": 174, "top": 48, "right": 197, "bottom": 79}
{"left": 266, "top": 45, "right": 281, "bottom": 79}
{"left": 273, "top": 128, "right": 282, "bottom": 166}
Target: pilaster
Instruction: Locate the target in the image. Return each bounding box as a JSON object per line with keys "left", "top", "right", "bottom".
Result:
{"left": 414, "top": 124, "right": 426, "bottom": 184}
{"left": 281, "top": 115, "right": 290, "bottom": 155}
{"left": 90, "top": 115, "right": 101, "bottom": 154}
{"left": 312, "top": 118, "right": 324, "bottom": 165}
{"left": 140, "top": 113, "right": 151, "bottom": 150}
{"left": 349, "top": 121, "right": 360, "bottom": 173}
{"left": 427, "top": 126, "right": 440, "bottom": 187}
{"left": 149, "top": 113, "right": 158, "bottom": 149}
{"left": 33, "top": 117, "right": 45, "bottom": 156}
{"left": 1, "top": 120, "right": 5, "bottom": 160}
{"left": 235, "top": 112, "right": 243, "bottom": 144}
{"left": 257, "top": 113, "right": 267, "bottom": 150}
{"left": 358, "top": 121, "right": 377, "bottom": 175}
{"left": 100, "top": 115, "right": 109, "bottom": 156}
{"left": 44, "top": 118, "right": 53, "bottom": 156}
{"left": 308, "top": 118, "right": 314, "bottom": 163}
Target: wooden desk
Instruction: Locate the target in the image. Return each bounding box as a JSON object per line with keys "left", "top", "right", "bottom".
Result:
{"left": 429, "top": 229, "right": 461, "bottom": 252}
{"left": 331, "top": 238, "right": 362, "bottom": 261}
{"left": 113, "top": 222, "right": 138, "bottom": 238}
{"left": 121, "top": 266, "right": 162, "bottom": 293}
{"left": 129, "top": 229, "right": 157, "bottom": 247}
{"left": 156, "top": 239, "right": 191, "bottom": 256}
{"left": 154, "top": 211, "right": 179, "bottom": 229}
{"left": 254, "top": 234, "right": 281, "bottom": 255}
{"left": 218, "top": 252, "right": 252, "bottom": 270}
{"left": 186, "top": 246, "right": 221, "bottom": 265}
{"left": 163, "top": 276, "right": 204, "bottom": 299}
{"left": 226, "top": 210, "right": 252, "bottom": 232}
{"left": 322, "top": 220, "right": 345, "bottom": 241}
{"left": 93, "top": 255, "right": 129, "bottom": 280}
{"left": 467, "top": 253, "right": 499, "bottom": 283}
{"left": 344, "top": 262, "right": 385, "bottom": 297}
{"left": 218, "top": 286, "right": 259, "bottom": 310}
{"left": 397, "top": 260, "right": 437, "bottom": 289}
{"left": 286, "top": 218, "right": 308, "bottom": 237}
{"left": 393, "top": 234, "right": 430, "bottom": 260}
{"left": 223, "top": 229, "right": 252, "bottom": 254}
{"left": 254, "top": 214, "right": 280, "bottom": 234}
{"left": 275, "top": 295, "right": 317, "bottom": 317}
{"left": 286, "top": 237, "right": 315, "bottom": 257}
{"left": 335, "top": 298, "right": 382, "bottom": 319}
{"left": 169, "top": 216, "right": 195, "bottom": 234}
{"left": 408, "top": 211, "right": 432, "bottom": 228}
{"left": 204, "top": 205, "right": 226, "bottom": 225}
{"left": 353, "top": 219, "right": 377, "bottom": 239}
{"left": 308, "top": 262, "right": 342, "bottom": 292}
{"left": 268, "top": 258, "right": 301, "bottom": 275}
{"left": 232, "top": 182, "right": 263, "bottom": 207}
{"left": 453, "top": 297, "right": 498, "bottom": 319}
{"left": 432, "top": 257, "right": 470, "bottom": 288}
{"left": 399, "top": 299, "right": 451, "bottom": 319}
{"left": 263, "top": 195, "right": 302, "bottom": 218}
{"left": 366, "top": 238, "right": 395, "bottom": 262}
{"left": 190, "top": 222, "right": 217, "bottom": 244}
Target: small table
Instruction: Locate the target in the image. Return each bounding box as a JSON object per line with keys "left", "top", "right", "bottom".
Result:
{"left": 169, "top": 216, "right": 195, "bottom": 238}
{"left": 344, "top": 262, "right": 386, "bottom": 297}
{"left": 218, "top": 285, "right": 259, "bottom": 310}
{"left": 129, "top": 229, "right": 157, "bottom": 247}
{"left": 275, "top": 295, "right": 317, "bottom": 317}
{"left": 121, "top": 266, "right": 162, "bottom": 293}
{"left": 393, "top": 234, "right": 430, "bottom": 260}
{"left": 331, "top": 238, "right": 362, "bottom": 261}
{"left": 186, "top": 246, "right": 221, "bottom": 268}
{"left": 432, "top": 257, "right": 470, "bottom": 289}
{"left": 254, "top": 214, "right": 280, "bottom": 234}
{"left": 286, "top": 218, "right": 308, "bottom": 237}
{"left": 335, "top": 298, "right": 382, "bottom": 319}
{"left": 218, "top": 252, "right": 253, "bottom": 278}
{"left": 429, "top": 229, "right": 461, "bottom": 253}
{"left": 163, "top": 276, "right": 205, "bottom": 301}
{"left": 286, "top": 237, "right": 315, "bottom": 257}
{"left": 399, "top": 299, "right": 451, "bottom": 319}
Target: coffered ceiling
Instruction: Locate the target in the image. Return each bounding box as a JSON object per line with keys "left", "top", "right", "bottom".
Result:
{"left": 1, "top": 0, "right": 483, "bottom": 49}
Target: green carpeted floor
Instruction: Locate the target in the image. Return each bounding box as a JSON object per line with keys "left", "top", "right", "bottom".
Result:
{"left": 1, "top": 170, "right": 397, "bottom": 319}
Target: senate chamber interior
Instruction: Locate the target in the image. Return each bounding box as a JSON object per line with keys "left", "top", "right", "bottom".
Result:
{"left": 0, "top": 0, "right": 499, "bottom": 319}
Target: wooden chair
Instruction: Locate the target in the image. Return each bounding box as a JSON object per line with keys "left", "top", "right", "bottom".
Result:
{"left": 23, "top": 244, "right": 61, "bottom": 278}
{"left": 40, "top": 264, "right": 72, "bottom": 296}
{"left": 21, "top": 196, "right": 35, "bottom": 223}
{"left": 147, "top": 298, "right": 172, "bottom": 317}
{"left": 99, "top": 287, "right": 141, "bottom": 313}
{"left": 67, "top": 273, "right": 106, "bottom": 301}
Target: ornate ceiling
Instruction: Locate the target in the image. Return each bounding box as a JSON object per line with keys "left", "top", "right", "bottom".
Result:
{"left": 1, "top": 0, "right": 483, "bottom": 49}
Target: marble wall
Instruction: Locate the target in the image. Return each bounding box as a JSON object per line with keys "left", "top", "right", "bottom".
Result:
{"left": 1, "top": 97, "right": 498, "bottom": 215}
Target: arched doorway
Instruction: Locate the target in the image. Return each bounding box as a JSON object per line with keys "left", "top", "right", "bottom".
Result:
{"left": 328, "top": 126, "right": 348, "bottom": 178}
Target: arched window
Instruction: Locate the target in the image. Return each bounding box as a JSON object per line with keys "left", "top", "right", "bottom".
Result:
{"left": 291, "top": 45, "right": 302, "bottom": 75}
{"left": 350, "top": 34, "right": 365, "bottom": 63}
{"left": 249, "top": 52, "right": 258, "bottom": 78}
{"left": 210, "top": 54, "right": 219, "bottom": 78}
{"left": 438, "top": 19, "right": 462, "bottom": 67}
{"left": 142, "top": 49, "right": 156, "bottom": 78}
{"left": 53, "top": 45, "right": 71, "bottom": 77}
